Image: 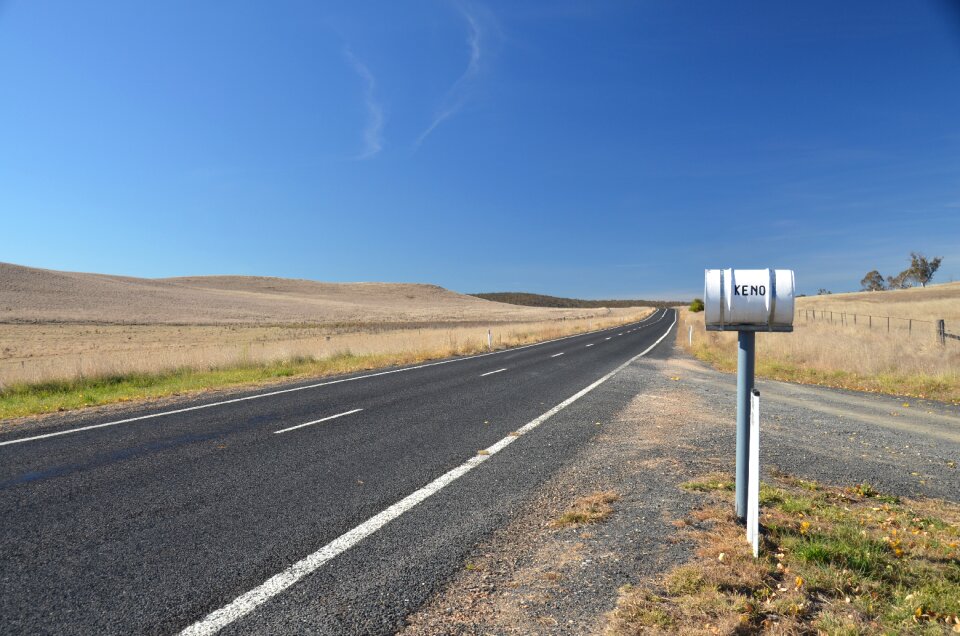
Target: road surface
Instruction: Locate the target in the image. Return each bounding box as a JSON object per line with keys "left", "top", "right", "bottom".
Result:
{"left": 0, "top": 309, "right": 677, "bottom": 635}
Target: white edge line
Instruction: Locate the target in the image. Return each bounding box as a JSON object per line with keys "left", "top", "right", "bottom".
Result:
{"left": 1, "top": 309, "right": 665, "bottom": 447}
{"left": 273, "top": 408, "right": 363, "bottom": 434}
{"left": 480, "top": 368, "right": 507, "bottom": 377}
{"left": 176, "top": 310, "right": 677, "bottom": 636}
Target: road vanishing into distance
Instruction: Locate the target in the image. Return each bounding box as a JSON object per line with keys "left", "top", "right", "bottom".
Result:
{"left": 0, "top": 309, "right": 677, "bottom": 635}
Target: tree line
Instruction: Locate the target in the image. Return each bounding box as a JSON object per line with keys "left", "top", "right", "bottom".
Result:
{"left": 860, "top": 252, "right": 943, "bottom": 292}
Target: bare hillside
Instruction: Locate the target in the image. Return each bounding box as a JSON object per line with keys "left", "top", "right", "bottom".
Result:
{"left": 0, "top": 263, "right": 629, "bottom": 325}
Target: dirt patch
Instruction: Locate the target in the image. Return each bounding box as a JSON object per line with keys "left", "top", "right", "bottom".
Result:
{"left": 551, "top": 492, "right": 621, "bottom": 528}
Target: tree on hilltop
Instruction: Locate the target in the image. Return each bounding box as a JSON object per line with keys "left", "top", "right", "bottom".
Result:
{"left": 907, "top": 252, "right": 942, "bottom": 288}
{"left": 860, "top": 270, "right": 886, "bottom": 291}
{"left": 886, "top": 270, "right": 912, "bottom": 290}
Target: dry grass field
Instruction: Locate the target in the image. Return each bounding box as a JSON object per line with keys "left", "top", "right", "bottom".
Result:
{"left": 0, "top": 315, "right": 647, "bottom": 387}
{"left": 0, "top": 263, "right": 652, "bottom": 418}
{"left": 679, "top": 282, "right": 960, "bottom": 403}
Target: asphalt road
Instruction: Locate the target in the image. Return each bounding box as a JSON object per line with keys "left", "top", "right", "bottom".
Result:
{"left": 0, "top": 309, "right": 677, "bottom": 635}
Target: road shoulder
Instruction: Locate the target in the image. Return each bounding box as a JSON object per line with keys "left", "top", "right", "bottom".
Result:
{"left": 400, "top": 349, "right": 960, "bottom": 634}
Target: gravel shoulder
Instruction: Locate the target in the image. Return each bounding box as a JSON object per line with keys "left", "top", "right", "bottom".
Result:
{"left": 399, "top": 346, "right": 960, "bottom": 634}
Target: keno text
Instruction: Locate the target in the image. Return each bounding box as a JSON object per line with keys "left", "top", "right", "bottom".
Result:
{"left": 733, "top": 285, "right": 766, "bottom": 296}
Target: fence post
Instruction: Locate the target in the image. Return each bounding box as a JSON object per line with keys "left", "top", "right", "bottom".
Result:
{"left": 909, "top": 319, "right": 912, "bottom": 334}
{"left": 854, "top": 313, "right": 857, "bottom": 325}
{"left": 939, "top": 319, "right": 946, "bottom": 346}
{"left": 869, "top": 315, "right": 872, "bottom": 329}
{"left": 887, "top": 316, "right": 890, "bottom": 332}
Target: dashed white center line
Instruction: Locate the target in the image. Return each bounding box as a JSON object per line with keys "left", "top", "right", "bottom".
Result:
{"left": 618, "top": 333, "right": 623, "bottom": 336}
{"left": 585, "top": 344, "right": 594, "bottom": 347}
{"left": 480, "top": 368, "right": 507, "bottom": 377}
{"left": 274, "top": 409, "right": 363, "bottom": 434}
{"left": 178, "top": 312, "right": 678, "bottom": 636}
{"left": 551, "top": 352, "right": 565, "bottom": 358}
{"left": 605, "top": 337, "right": 611, "bottom": 340}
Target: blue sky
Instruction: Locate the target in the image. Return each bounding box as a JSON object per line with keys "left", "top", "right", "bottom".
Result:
{"left": 2, "top": 1, "right": 959, "bottom": 299}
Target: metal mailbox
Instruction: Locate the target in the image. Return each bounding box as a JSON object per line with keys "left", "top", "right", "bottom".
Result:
{"left": 704, "top": 268, "right": 795, "bottom": 332}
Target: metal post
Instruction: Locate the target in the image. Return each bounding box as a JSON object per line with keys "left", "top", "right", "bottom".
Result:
{"left": 487, "top": 329, "right": 492, "bottom": 350}
{"left": 688, "top": 324, "right": 693, "bottom": 346}
{"left": 736, "top": 331, "right": 755, "bottom": 522}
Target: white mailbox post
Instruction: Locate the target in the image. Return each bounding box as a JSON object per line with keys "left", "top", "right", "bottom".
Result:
{"left": 704, "top": 269, "right": 795, "bottom": 526}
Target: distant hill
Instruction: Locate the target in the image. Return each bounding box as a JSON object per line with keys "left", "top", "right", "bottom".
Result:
{"left": 471, "top": 292, "right": 686, "bottom": 309}
{"left": 0, "top": 262, "right": 629, "bottom": 326}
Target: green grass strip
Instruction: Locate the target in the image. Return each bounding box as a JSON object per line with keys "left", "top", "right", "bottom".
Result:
{"left": 0, "top": 352, "right": 417, "bottom": 421}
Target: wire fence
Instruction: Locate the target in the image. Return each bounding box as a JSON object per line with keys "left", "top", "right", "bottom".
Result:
{"left": 800, "top": 309, "right": 959, "bottom": 344}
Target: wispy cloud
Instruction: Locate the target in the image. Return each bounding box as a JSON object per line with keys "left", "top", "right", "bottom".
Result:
{"left": 344, "top": 48, "right": 384, "bottom": 160}
{"left": 415, "top": 3, "right": 485, "bottom": 147}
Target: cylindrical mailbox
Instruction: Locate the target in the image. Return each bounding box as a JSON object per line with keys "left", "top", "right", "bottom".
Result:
{"left": 704, "top": 269, "right": 795, "bottom": 332}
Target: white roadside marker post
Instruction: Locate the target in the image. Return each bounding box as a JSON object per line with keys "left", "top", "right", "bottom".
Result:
{"left": 487, "top": 329, "right": 492, "bottom": 350}
{"left": 746, "top": 388, "right": 760, "bottom": 557}
{"left": 688, "top": 324, "right": 693, "bottom": 346}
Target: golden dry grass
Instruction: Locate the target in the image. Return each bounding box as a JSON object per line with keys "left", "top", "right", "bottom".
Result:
{"left": 0, "top": 312, "right": 649, "bottom": 387}
{"left": 0, "top": 262, "right": 652, "bottom": 388}
{"left": 798, "top": 281, "right": 960, "bottom": 324}
{"left": 0, "top": 310, "right": 654, "bottom": 420}
{"left": 678, "top": 283, "right": 960, "bottom": 403}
